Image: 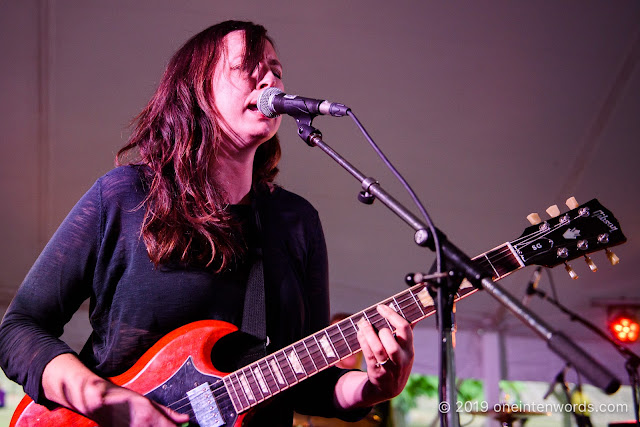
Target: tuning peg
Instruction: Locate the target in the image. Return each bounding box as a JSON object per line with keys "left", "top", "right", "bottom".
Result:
{"left": 584, "top": 255, "right": 598, "bottom": 272}
{"left": 564, "top": 262, "right": 579, "bottom": 280}
{"left": 605, "top": 249, "right": 620, "bottom": 265}
{"left": 546, "top": 205, "right": 560, "bottom": 217}
{"left": 566, "top": 197, "right": 579, "bottom": 210}
{"left": 527, "top": 213, "right": 542, "bottom": 225}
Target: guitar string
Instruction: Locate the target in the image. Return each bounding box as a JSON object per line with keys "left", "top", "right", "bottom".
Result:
{"left": 169, "top": 253, "right": 558, "bottom": 416}
{"left": 511, "top": 211, "right": 590, "bottom": 250}
{"left": 162, "top": 286, "right": 452, "bottom": 414}
{"left": 190, "top": 212, "right": 603, "bottom": 414}
{"left": 163, "top": 254, "right": 509, "bottom": 414}
{"left": 159, "top": 226, "right": 566, "bottom": 414}
{"left": 160, "top": 246, "right": 516, "bottom": 413}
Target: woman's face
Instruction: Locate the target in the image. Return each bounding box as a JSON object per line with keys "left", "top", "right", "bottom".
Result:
{"left": 212, "top": 31, "right": 284, "bottom": 151}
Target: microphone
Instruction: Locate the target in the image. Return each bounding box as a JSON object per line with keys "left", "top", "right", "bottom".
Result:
{"left": 521, "top": 266, "right": 543, "bottom": 306}
{"left": 257, "top": 87, "right": 350, "bottom": 118}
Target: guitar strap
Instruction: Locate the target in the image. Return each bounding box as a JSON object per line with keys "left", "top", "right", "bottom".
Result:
{"left": 239, "top": 192, "right": 268, "bottom": 362}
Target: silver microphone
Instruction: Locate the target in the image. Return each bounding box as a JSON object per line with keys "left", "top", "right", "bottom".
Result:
{"left": 257, "top": 87, "right": 350, "bottom": 118}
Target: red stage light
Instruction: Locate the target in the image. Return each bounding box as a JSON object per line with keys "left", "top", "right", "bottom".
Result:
{"left": 609, "top": 315, "right": 639, "bottom": 343}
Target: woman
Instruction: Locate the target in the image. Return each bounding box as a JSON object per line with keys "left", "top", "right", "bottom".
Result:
{"left": 0, "top": 21, "right": 414, "bottom": 426}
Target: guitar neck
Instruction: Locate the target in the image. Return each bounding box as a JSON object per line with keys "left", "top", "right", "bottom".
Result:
{"left": 222, "top": 241, "right": 524, "bottom": 414}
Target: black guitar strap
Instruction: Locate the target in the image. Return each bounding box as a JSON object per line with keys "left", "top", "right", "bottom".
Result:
{"left": 239, "top": 192, "right": 268, "bottom": 361}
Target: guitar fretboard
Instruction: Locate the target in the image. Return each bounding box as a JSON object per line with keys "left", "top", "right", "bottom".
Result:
{"left": 222, "top": 241, "right": 523, "bottom": 413}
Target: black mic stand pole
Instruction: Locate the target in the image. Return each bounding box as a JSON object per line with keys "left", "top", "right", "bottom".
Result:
{"left": 532, "top": 287, "right": 640, "bottom": 424}
{"left": 292, "top": 119, "right": 620, "bottom": 427}
{"left": 543, "top": 364, "right": 587, "bottom": 427}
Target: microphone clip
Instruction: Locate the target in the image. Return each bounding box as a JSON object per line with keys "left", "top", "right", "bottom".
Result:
{"left": 296, "top": 122, "right": 322, "bottom": 147}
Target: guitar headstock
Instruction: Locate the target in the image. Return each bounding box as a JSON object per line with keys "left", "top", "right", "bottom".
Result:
{"left": 512, "top": 198, "right": 626, "bottom": 275}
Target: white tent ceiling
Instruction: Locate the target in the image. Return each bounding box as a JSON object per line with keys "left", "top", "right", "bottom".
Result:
{"left": 1, "top": 1, "right": 639, "bottom": 391}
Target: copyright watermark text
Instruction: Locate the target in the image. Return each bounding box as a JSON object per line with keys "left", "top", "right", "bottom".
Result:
{"left": 438, "top": 401, "right": 628, "bottom": 414}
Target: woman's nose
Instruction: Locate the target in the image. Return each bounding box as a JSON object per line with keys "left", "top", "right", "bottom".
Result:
{"left": 256, "top": 64, "right": 277, "bottom": 89}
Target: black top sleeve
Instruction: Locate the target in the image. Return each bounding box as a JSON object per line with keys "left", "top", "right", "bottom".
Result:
{"left": 0, "top": 179, "right": 100, "bottom": 403}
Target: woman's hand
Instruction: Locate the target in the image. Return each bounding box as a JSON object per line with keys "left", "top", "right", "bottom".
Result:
{"left": 357, "top": 304, "right": 414, "bottom": 401}
{"left": 42, "top": 353, "right": 190, "bottom": 426}
{"left": 333, "top": 304, "right": 414, "bottom": 410}
{"left": 83, "top": 380, "right": 190, "bottom": 426}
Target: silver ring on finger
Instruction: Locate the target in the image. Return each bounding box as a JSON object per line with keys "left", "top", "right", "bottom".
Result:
{"left": 375, "top": 358, "right": 390, "bottom": 368}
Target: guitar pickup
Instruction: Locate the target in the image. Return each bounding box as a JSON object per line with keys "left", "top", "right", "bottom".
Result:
{"left": 187, "top": 382, "right": 225, "bottom": 427}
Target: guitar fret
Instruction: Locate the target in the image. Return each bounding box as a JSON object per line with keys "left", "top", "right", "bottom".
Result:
{"left": 223, "top": 376, "right": 243, "bottom": 413}
{"left": 322, "top": 329, "right": 340, "bottom": 359}
{"left": 408, "top": 288, "right": 427, "bottom": 317}
{"left": 402, "top": 292, "right": 425, "bottom": 323}
{"left": 269, "top": 356, "right": 287, "bottom": 387}
{"left": 305, "top": 336, "right": 328, "bottom": 369}
{"left": 346, "top": 318, "right": 360, "bottom": 352}
{"left": 292, "top": 343, "right": 313, "bottom": 375}
{"left": 317, "top": 332, "right": 337, "bottom": 360}
{"left": 415, "top": 286, "right": 434, "bottom": 311}
{"left": 482, "top": 253, "right": 501, "bottom": 278}
{"left": 251, "top": 366, "right": 269, "bottom": 398}
{"left": 406, "top": 303, "right": 424, "bottom": 323}
{"left": 238, "top": 371, "right": 255, "bottom": 402}
{"left": 231, "top": 372, "right": 250, "bottom": 409}
{"left": 335, "top": 323, "right": 353, "bottom": 356}
{"left": 391, "top": 296, "right": 406, "bottom": 319}
{"left": 302, "top": 340, "right": 320, "bottom": 372}
{"left": 311, "top": 335, "right": 330, "bottom": 365}
{"left": 248, "top": 367, "right": 264, "bottom": 402}
{"left": 364, "top": 307, "right": 390, "bottom": 333}
{"left": 260, "top": 358, "right": 280, "bottom": 394}
{"left": 275, "top": 351, "right": 297, "bottom": 386}
{"left": 327, "top": 325, "right": 351, "bottom": 359}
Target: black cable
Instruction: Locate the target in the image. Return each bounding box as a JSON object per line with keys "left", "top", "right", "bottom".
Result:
{"left": 347, "top": 110, "right": 443, "bottom": 276}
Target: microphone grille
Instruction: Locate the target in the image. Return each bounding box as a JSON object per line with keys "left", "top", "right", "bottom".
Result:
{"left": 257, "top": 87, "right": 283, "bottom": 118}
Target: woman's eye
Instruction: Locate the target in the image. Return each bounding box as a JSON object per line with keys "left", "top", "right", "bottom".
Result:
{"left": 272, "top": 69, "right": 282, "bottom": 79}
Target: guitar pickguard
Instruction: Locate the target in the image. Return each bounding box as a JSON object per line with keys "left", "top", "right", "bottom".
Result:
{"left": 145, "top": 356, "right": 238, "bottom": 426}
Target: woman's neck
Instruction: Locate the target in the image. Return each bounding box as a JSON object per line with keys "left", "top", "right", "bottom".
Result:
{"left": 214, "top": 143, "right": 257, "bottom": 205}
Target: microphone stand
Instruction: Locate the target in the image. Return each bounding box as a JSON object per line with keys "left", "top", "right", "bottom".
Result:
{"left": 291, "top": 116, "right": 621, "bottom": 426}
{"left": 543, "top": 363, "right": 587, "bottom": 427}
{"left": 531, "top": 287, "right": 640, "bottom": 424}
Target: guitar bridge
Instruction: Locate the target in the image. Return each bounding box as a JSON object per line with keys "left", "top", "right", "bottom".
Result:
{"left": 187, "top": 382, "right": 225, "bottom": 427}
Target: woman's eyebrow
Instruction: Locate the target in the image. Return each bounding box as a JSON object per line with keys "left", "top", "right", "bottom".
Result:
{"left": 266, "top": 58, "right": 283, "bottom": 70}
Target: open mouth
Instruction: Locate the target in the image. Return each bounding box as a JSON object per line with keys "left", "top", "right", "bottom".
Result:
{"left": 247, "top": 103, "right": 258, "bottom": 111}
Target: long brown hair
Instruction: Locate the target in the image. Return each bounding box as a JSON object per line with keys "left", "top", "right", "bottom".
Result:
{"left": 117, "top": 21, "right": 281, "bottom": 270}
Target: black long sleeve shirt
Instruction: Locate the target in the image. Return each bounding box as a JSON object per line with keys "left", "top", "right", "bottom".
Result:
{"left": 0, "top": 165, "right": 368, "bottom": 425}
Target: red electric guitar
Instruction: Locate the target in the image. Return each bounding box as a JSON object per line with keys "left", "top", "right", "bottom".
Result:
{"left": 11, "top": 198, "right": 626, "bottom": 426}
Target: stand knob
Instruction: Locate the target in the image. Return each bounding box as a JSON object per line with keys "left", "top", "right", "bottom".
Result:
{"left": 357, "top": 191, "right": 375, "bottom": 205}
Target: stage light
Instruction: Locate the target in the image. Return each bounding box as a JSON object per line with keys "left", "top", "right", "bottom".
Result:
{"left": 608, "top": 310, "right": 639, "bottom": 343}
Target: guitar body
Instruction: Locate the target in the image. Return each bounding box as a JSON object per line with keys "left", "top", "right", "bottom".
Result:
{"left": 11, "top": 320, "right": 245, "bottom": 427}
